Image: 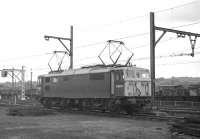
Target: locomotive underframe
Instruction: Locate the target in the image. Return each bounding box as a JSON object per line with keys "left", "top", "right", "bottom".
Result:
{"left": 40, "top": 96, "right": 150, "bottom": 114}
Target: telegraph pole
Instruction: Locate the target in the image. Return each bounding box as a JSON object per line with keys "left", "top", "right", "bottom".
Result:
{"left": 12, "top": 67, "right": 14, "bottom": 88}
{"left": 70, "top": 26, "right": 73, "bottom": 69}
{"left": 30, "top": 69, "right": 32, "bottom": 89}
{"left": 21, "top": 66, "right": 25, "bottom": 100}
{"left": 150, "top": 12, "right": 155, "bottom": 105}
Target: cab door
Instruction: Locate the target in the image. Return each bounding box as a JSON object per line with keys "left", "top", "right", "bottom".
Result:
{"left": 112, "top": 70, "right": 124, "bottom": 96}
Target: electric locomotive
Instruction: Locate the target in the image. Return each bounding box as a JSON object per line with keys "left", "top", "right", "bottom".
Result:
{"left": 38, "top": 65, "right": 151, "bottom": 114}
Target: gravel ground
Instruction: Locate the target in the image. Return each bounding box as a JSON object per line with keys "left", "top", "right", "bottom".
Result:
{"left": 0, "top": 106, "right": 172, "bottom": 139}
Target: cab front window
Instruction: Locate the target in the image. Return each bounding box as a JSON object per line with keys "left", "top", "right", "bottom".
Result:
{"left": 37, "top": 77, "right": 42, "bottom": 86}
{"left": 141, "top": 73, "right": 149, "bottom": 78}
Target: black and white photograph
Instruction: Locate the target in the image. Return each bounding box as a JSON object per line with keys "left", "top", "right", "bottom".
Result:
{"left": 0, "top": 0, "right": 200, "bottom": 138}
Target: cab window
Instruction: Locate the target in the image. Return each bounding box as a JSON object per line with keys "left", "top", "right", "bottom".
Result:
{"left": 136, "top": 72, "right": 140, "bottom": 78}
{"left": 51, "top": 77, "right": 58, "bottom": 83}
{"left": 45, "top": 77, "right": 50, "bottom": 83}
{"left": 115, "top": 70, "right": 123, "bottom": 81}
{"left": 37, "top": 77, "right": 42, "bottom": 86}
{"left": 126, "top": 70, "right": 135, "bottom": 78}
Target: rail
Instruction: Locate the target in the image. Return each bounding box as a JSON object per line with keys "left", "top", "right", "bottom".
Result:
{"left": 155, "top": 100, "right": 200, "bottom": 108}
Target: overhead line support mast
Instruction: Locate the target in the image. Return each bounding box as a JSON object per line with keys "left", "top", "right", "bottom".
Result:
{"left": 44, "top": 26, "right": 73, "bottom": 71}
{"left": 150, "top": 12, "right": 200, "bottom": 106}
{"left": 1, "top": 66, "right": 26, "bottom": 100}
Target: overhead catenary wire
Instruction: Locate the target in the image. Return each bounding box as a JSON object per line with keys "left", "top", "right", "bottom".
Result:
{"left": 1, "top": 24, "right": 199, "bottom": 65}
{"left": 140, "top": 58, "right": 200, "bottom": 67}
{"left": 72, "top": 1, "right": 200, "bottom": 57}
{"left": 73, "top": 37, "right": 187, "bottom": 62}
{"left": 155, "top": 0, "right": 199, "bottom": 13}
{"left": 113, "top": 32, "right": 149, "bottom": 40}
{"left": 0, "top": 53, "right": 52, "bottom": 62}
{"left": 2, "top": 2, "right": 200, "bottom": 81}
{"left": 122, "top": 0, "right": 200, "bottom": 23}
{"left": 32, "top": 53, "right": 200, "bottom": 73}
{"left": 32, "top": 58, "right": 200, "bottom": 77}
{"left": 74, "top": 58, "right": 200, "bottom": 69}
{"left": 72, "top": 43, "right": 200, "bottom": 68}
{"left": 31, "top": 50, "right": 200, "bottom": 73}
{"left": 74, "top": 21, "right": 200, "bottom": 50}
{"left": 77, "top": 0, "right": 199, "bottom": 30}
{"left": 171, "top": 20, "right": 200, "bottom": 29}
{"left": 74, "top": 49, "right": 200, "bottom": 66}
{"left": 74, "top": 32, "right": 149, "bottom": 49}
{"left": 0, "top": 51, "right": 72, "bottom": 63}
{"left": 157, "top": 60, "right": 200, "bottom": 66}
{"left": 0, "top": 36, "right": 180, "bottom": 63}
{"left": 134, "top": 50, "right": 200, "bottom": 61}
{"left": 2, "top": 4, "right": 200, "bottom": 72}
{"left": 131, "top": 36, "right": 178, "bottom": 50}
{"left": 136, "top": 60, "right": 200, "bottom": 68}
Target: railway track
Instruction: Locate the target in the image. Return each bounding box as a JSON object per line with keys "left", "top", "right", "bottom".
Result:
{"left": 2, "top": 101, "right": 200, "bottom": 138}
{"left": 2, "top": 101, "right": 200, "bottom": 139}
{"left": 54, "top": 108, "right": 200, "bottom": 138}
{"left": 49, "top": 106, "right": 185, "bottom": 122}
{"left": 0, "top": 101, "right": 185, "bottom": 121}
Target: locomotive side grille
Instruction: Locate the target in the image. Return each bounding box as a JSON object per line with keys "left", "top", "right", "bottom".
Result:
{"left": 89, "top": 73, "right": 105, "bottom": 80}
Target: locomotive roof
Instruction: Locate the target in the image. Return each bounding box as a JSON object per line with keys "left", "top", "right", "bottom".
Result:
{"left": 39, "top": 66, "right": 149, "bottom": 77}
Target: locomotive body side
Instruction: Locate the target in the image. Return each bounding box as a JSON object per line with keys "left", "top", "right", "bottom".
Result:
{"left": 40, "top": 72, "right": 111, "bottom": 98}
{"left": 37, "top": 66, "right": 151, "bottom": 114}
{"left": 38, "top": 66, "right": 151, "bottom": 98}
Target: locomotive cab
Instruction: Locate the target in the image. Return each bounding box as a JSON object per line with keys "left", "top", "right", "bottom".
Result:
{"left": 124, "top": 68, "right": 150, "bottom": 97}
{"left": 111, "top": 67, "right": 151, "bottom": 97}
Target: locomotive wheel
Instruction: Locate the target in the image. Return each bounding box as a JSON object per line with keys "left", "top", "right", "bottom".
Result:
{"left": 109, "top": 104, "right": 121, "bottom": 114}
{"left": 59, "top": 99, "right": 66, "bottom": 109}
{"left": 122, "top": 104, "right": 134, "bottom": 115}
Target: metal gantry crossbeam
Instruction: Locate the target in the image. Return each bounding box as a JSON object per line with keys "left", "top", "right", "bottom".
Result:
{"left": 44, "top": 35, "right": 71, "bottom": 41}
{"left": 155, "top": 27, "right": 200, "bottom": 38}
{"left": 150, "top": 12, "right": 200, "bottom": 106}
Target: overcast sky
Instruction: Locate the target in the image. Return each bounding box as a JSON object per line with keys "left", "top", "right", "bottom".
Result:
{"left": 0, "top": 0, "right": 200, "bottom": 82}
